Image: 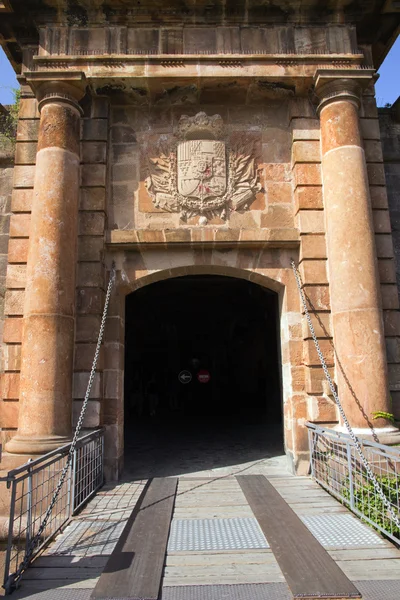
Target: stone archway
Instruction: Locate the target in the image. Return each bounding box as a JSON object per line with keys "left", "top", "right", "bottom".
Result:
{"left": 102, "top": 251, "right": 307, "bottom": 480}
{"left": 123, "top": 273, "right": 283, "bottom": 479}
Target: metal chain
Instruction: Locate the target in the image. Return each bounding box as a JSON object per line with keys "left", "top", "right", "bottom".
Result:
{"left": 291, "top": 260, "right": 400, "bottom": 530}
{"left": 5, "top": 262, "right": 116, "bottom": 594}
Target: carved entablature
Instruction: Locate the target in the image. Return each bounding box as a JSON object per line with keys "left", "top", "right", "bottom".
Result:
{"left": 145, "top": 112, "right": 261, "bottom": 224}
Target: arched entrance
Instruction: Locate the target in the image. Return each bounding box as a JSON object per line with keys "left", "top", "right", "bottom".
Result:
{"left": 123, "top": 273, "right": 284, "bottom": 478}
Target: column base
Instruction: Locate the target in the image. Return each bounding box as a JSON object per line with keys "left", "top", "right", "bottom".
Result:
{"left": 5, "top": 434, "right": 72, "bottom": 455}
{"left": 334, "top": 425, "right": 400, "bottom": 446}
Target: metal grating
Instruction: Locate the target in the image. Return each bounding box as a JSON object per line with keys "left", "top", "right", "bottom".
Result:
{"left": 355, "top": 580, "right": 400, "bottom": 600}
{"left": 13, "top": 590, "right": 93, "bottom": 600}
{"left": 301, "top": 514, "right": 386, "bottom": 548}
{"left": 161, "top": 583, "right": 291, "bottom": 599}
{"left": 167, "top": 518, "right": 269, "bottom": 551}
{"left": 46, "top": 520, "right": 127, "bottom": 556}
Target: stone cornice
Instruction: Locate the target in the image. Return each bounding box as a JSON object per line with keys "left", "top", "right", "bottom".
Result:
{"left": 107, "top": 228, "right": 300, "bottom": 251}
{"left": 25, "top": 56, "right": 369, "bottom": 97}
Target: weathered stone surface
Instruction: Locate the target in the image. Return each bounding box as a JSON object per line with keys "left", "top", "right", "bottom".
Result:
{"left": 18, "top": 98, "right": 39, "bottom": 119}
{"left": 295, "top": 186, "right": 323, "bottom": 211}
{"left": 73, "top": 372, "right": 101, "bottom": 399}
{"left": 81, "top": 119, "right": 108, "bottom": 141}
{"left": 294, "top": 163, "right": 321, "bottom": 186}
{"left": 375, "top": 234, "right": 395, "bottom": 258}
{"left": 2, "top": 345, "right": 21, "bottom": 371}
{"left": 80, "top": 187, "right": 106, "bottom": 211}
{"left": 4, "top": 290, "right": 24, "bottom": 315}
{"left": 16, "top": 119, "right": 39, "bottom": 142}
{"left": 266, "top": 182, "right": 292, "bottom": 205}
{"left": 260, "top": 205, "right": 294, "bottom": 229}
{"left": 76, "top": 315, "right": 102, "bottom": 343}
{"left": 2, "top": 372, "right": 20, "bottom": 399}
{"left": 6, "top": 264, "right": 26, "bottom": 289}
{"left": 378, "top": 258, "right": 397, "bottom": 284}
{"left": 291, "top": 118, "right": 320, "bottom": 141}
{"left": 297, "top": 210, "right": 324, "bottom": 234}
{"left": 367, "top": 163, "right": 386, "bottom": 185}
{"left": 3, "top": 317, "right": 23, "bottom": 343}
{"left": 79, "top": 212, "right": 105, "bottom": 236}
{"left": 7, "top": 239, "right": 29, "bottom": 264}
{"left": 15, "top": 142, "right": 38, "bottom": 165}
{"left": 0, "top": 400, "right": 19, "bottom": 428}
{"left": 9, "top": 214, "right": 31, "bottom": 237}
{"left": 78, "top": 236, "right": 104, "bottom": 262}
{"left": 299, "top": 260, "right": 327, "bottom": 284}
{"left": 364, "top": 140, "right": 383, "bottom": 163}
{"left": 369, "top": 186, "right": 388, "bottom": 209}
{"left": 360, "top": 118, "right": 381, "bottom": 140}
{"left": 72, "top": 400, "right": 101, "bottom": 427}
{"left": 292, "top": 140, "right": 321, "bottom": 163}
{"left": 81, "top": 164, "right": 106, "bottom": 187}
{"left": 11, "top": 189, "right": 33, "bottom": 212}
{"left": 81, "top": 142, "right": 107, "bottom": 164}
{"left": 320, "top": 101, "right": 362, "bottom": 154}
{"left": 13, "top": 165, "right": 35, "bottom": 188}
{"left": 77, "top": 262, "right": 104, "bottom": 287}
{"left": 381, "top": 284, "right": 399, "bottom": 309}
{"left": 373, "top": 209, "right": 392, "bottom": 233}
{"left": 38, "top": 103, "right": 80, "bottom": 154}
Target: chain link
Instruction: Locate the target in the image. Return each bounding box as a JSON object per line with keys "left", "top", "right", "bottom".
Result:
{"left": 5, "top": 263, "right": 116, "bottom": 594}
{"left": 291, "top": 260, "right": 400, "bottom": 531}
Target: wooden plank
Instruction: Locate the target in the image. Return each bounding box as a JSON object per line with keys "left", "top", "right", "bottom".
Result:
{"left": 91, "top": 477, "right": 177, "bottom": 600}
{"left": 237, "top": 475, "right": 362, "bottom": 599}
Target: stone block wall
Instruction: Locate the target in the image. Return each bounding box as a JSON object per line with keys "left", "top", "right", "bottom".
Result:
{"left": 0, "top": 114, "right": 14, "bottom": 448}
{"left": 73, "top": 97, "right": 109, "bottom": 435}
{"left": 379, "top": 98, "right": 400, "bottom": 419}
{"left": 2, "top": 80, "right": 400, "bottom": 469}
{"left": 0, "top": 93, "right": 38, "bottom": 450}
{"left": 109, "top": 100, "right": 296, "bottom": 236}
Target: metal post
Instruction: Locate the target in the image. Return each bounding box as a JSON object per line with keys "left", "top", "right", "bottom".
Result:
{"left": 71, "top": 446, "right": 77, "bottom": 515}
{"left": 308, "top": 428, "right": 315, "bottom": 478}
{"left": 4, "top": 480, "right": 17, "bottom": 593}
{"left": 100, "top": 432, "right": 104, "bottom": 487}
{"left": 346, "top": 440, "right": 355, "bottom": 511}
{"left": 25, "top": 459, "right": 33, "bottom": 555}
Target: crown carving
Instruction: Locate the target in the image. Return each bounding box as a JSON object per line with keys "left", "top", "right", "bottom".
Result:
{"left": 177, "top": 111, "right": 224, "bottom": 140}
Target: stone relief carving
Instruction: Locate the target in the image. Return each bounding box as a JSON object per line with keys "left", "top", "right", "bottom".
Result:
{"left": 145, "top": 112, "right": 261, "bottom": 224}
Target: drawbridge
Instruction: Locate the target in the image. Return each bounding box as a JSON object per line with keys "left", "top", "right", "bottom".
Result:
{"left": 2, "top": 425, "right": 400, "bottom": 600}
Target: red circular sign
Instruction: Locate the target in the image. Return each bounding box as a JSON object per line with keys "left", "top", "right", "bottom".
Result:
{"left": 197, "top": 370, "right": 210, "bottom": 384}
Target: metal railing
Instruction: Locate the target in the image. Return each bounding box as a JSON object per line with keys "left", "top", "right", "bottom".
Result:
{"left": 1, "top": 428, "right": 104, "bottom": 590}
{"left": 307, "top": 422, "right": 400, "bottom": 544}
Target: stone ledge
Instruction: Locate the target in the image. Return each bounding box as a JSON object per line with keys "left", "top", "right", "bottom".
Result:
{"left": 107, "top": 228, "right": 300, "bottom": 249}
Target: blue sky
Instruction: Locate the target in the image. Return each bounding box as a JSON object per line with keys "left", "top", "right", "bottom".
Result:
{"left": 0, "top": 36, "right": 399, "bottom": 106}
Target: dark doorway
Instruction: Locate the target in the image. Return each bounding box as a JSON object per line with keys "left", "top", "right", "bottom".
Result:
{"left": 123, "top": 275, "right": 284, "bottom": 478}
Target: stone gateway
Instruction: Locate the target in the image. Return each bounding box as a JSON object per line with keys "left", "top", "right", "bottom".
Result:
{"left": 0, "top": 1, "right": 400, "bottom": 503}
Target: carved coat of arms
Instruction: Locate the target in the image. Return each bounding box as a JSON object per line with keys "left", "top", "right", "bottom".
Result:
{"left": 146, "top": 112, "right": 261, "bottom": 224}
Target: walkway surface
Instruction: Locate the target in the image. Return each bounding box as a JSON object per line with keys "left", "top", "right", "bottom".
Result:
{"left": 9, "top": 443, "right": 400, "bottom": 600}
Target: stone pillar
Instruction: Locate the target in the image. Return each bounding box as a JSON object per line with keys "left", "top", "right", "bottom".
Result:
{"left": 6, "top": 74, "right": 86, "bottom": 454}
{"left": 315, "top": 72, "right": 400, "bottom": 441}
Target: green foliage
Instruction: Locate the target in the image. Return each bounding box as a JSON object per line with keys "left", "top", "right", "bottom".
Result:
{"left": 343, "top": 476, "right": 400, "bottom": 538}
{"left": 0, "top": 88, "right": 20, "bottom": 146}
{"left": 371, "top": 411, "right": 395, "bottom": 423}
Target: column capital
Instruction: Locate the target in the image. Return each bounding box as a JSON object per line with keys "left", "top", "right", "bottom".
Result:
{"left": 24, "top": 71, "right": 87, "bottom": 115}
{"left": 313, "top": 69, "right": 375, "bottom": 116}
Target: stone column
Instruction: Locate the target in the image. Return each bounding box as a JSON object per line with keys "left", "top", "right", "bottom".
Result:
{"left": 6, "top": 74, "right": 86, "bottom": 454}
{"left": 315, "top": 72, "right": 400, "bottom": 441}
